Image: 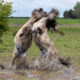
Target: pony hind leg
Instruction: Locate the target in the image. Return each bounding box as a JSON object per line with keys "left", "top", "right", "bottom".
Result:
{"left": 12, "top": 46, "right": 27, "bottom": 69}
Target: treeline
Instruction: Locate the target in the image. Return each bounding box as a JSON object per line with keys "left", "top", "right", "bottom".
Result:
{"left": 9, "top": 17, "right": 30, "bottom": 18}
{"left": 63, "top": 2, "right": 80, "bottom": 19}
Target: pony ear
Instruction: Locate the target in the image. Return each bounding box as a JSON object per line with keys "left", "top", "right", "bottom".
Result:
{"left": 32, "top": 9, "right": 38, "bottom": 15}
{"left": 38, "top": 8, "right": 43, "bottom": 12}
{"left": 50, "top": 8, "right": 59, "bottom": 15}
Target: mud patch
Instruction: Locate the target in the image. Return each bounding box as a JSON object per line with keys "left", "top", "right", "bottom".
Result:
{"left": 0, "top": 67, "right": 80, "bottom": 80}
{"left": 0, "top": 56, "right": 80, "bottom": 80}
{"left": 34, "top": 56, "right": 62, "bottom": 71}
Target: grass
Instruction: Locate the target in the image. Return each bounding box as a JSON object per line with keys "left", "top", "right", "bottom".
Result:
{"left": 8, "top": 18, "right": 80, "bottom": 25}
{"left": 8, "top": 17, "right": 29, "bottom": 24}
{"left": 57, "top": 18, "right": 80, "bottom": 24}
{"left": 0, "top": 26, "right": 80, "bottom": 59}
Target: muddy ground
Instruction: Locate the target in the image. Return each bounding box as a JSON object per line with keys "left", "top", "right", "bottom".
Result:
{"left": 0, "top": 57, "right": 80, "bottom": 80}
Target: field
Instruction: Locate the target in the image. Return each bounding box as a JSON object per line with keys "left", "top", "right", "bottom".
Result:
{"left": 8, "top": 18, "right": 80, "bottom": 24}
{"left": 0, "top": 26, "right": 80, "bottom": 58}
{"left": 0, "top": 18, "right": 80, "bottom": 80}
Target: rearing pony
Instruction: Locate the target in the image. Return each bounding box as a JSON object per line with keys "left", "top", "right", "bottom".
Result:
{"left": 32, "top": 9, "right": 58, "bottom": 58}
{"left": 12, "top": 8, "right": 47, "bottom": 69}
{"left": 32, "top": 9, "right": 70, "bottom": 68}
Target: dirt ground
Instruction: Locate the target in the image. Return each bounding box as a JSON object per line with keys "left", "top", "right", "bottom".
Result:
{"left": 0, "top": 57, "right": 80, "bottom": 80}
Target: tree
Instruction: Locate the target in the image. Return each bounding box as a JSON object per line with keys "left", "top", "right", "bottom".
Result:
{"left": 0, "top": 0, "right": 12, "bottom": 42}
{"left": 63, "top": 10, "right": 69, "bottom": 18}
{"left": 63, "top": 9, "right": 76, "bottom": 19}
{"left": 74, "top": 2, "right": 80, "bottom": 18}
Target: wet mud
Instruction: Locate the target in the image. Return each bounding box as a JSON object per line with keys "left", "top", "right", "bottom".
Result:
{"left": 0, "top": 56, "right": 80, "bottom": 80}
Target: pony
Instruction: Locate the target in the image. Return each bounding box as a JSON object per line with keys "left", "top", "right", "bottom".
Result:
{"left": 32, "top": 9, "right": 70, "bottom": 68}
{"left": 12, "top": 8, "right": 47, "bottom": 69}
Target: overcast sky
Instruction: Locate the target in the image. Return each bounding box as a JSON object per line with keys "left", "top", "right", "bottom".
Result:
{"left": 5, "top": 0, "right": 80, "bottom": 17}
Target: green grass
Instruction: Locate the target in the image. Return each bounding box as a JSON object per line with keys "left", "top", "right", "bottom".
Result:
{"left": 8, "top": 18, "right": 80, "bottom": 24}
{"left": 0, "top": 26, "right": 80, "bottom": 59}
{"left": 57, "top": 18, "right": 80, "bottom": 24}
{"left": 8, "top": 18, "right": 29, "bottom": 24}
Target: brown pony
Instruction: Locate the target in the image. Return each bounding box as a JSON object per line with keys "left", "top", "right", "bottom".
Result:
{"left": 12, "top": 8, "right": 47, "bottom": 69}
{"left": 32, "top": 9, "right": 70, "bottom": 68}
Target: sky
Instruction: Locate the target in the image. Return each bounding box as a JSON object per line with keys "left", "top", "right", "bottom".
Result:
{"left": 5, "top": 0, "right": 80, "bottom": 17}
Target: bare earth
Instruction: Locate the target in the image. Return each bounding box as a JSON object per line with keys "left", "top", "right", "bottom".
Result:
{"left": 0, "top": 57, "right": 80, "bottom": 80}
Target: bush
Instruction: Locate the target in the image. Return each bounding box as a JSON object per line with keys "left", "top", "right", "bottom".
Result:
{"left": 0, "top": 0, "right": 12, "bottom": 38}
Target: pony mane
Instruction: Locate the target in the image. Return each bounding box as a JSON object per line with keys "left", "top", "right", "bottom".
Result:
{"left": 46, "top": 19, "right": 57, "bottom": 32}
{"left": 45, "top": 8, "right": 59, "bottom": 32}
